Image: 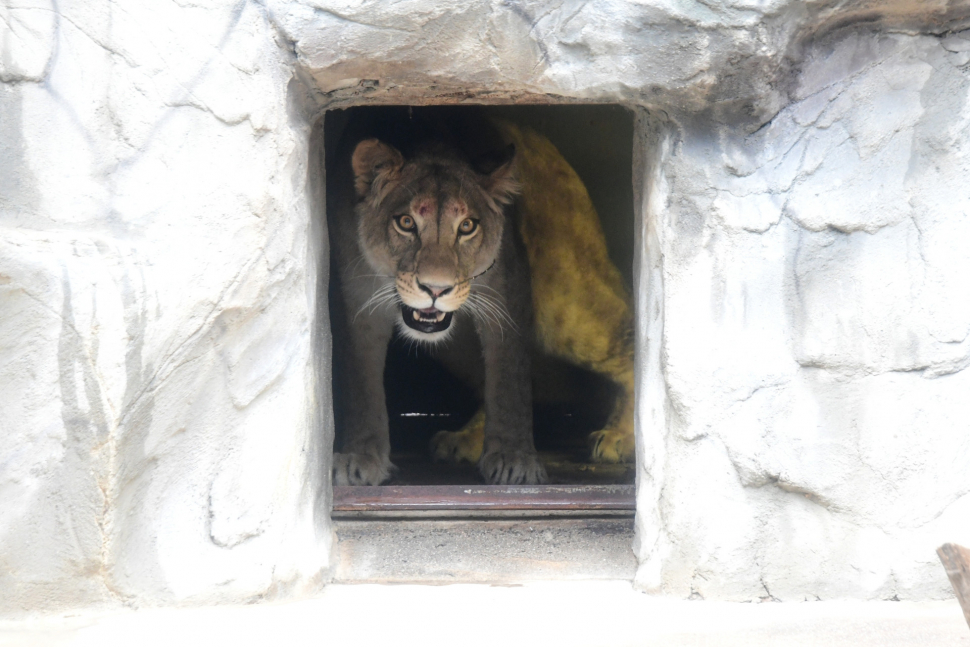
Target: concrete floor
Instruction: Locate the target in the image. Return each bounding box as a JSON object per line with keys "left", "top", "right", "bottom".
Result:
{"left": 1, "top": 582, "right": 967, "bottom": 647}
{"left": 332, "top": 516, "right": 638, "bottom": 582}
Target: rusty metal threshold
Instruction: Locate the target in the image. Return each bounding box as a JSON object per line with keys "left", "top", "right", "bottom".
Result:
{"left": 331, "top": 485, "right": 638, "bottom": 581}
{"left": 332, "top": 484, "right": 636, "bottom": 518}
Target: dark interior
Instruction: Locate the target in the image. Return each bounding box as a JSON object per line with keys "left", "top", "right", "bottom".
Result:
{"left": 325, "top": 104, "right": 635, "bottom": 485}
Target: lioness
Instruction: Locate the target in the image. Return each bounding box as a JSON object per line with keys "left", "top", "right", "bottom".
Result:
{"left": 329, "top": 112, "right": 634, "bottom": 486}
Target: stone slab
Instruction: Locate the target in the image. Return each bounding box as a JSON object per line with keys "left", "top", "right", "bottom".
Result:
{"left": 332, "top": 517, "right": 637, "bottom": 583}
{"left": 0, "top": 584, "right": 967, "bottom": 647}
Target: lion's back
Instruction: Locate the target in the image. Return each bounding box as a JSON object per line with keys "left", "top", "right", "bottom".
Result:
{"left": 495, "top": 121, "right": 633, "bottom": 367}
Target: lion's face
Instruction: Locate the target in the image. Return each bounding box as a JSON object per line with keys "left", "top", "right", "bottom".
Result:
{"left": 351, "top": 139, "right": 518, "bottom": 340}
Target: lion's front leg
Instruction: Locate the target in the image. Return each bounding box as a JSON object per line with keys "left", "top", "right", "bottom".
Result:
{"left": 332, "top": 314, "right": 395, "bottom": 486}
{"left": 476, "top": 322, "right": 547, "bottom": 485}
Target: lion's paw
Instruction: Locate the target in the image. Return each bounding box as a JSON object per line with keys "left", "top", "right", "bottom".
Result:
{"left": 479, "top": 449, "right": 548, "bottom": 485}
{"left": 430, "top": 427, "right": 484, "bottom": 464}
{"left": 332, "top": 452, "right": 394, "bottom": 486}
{"left": 589, "top": 427, "right": 635, "bottom": 463}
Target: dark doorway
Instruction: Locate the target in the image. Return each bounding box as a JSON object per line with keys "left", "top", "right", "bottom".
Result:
{"left": 325, "top": 104, "right": 635, "bottom": 488}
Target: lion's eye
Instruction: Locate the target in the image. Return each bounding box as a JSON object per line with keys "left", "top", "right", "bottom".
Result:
{"left": 395, "top": 215, "right": 416, "bottom": 232}
{"left": 458, "top": 218, "right": 478, "bottom": 235}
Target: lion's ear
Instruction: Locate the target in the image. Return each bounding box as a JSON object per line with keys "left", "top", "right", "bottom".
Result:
{"left": 479, "top": 143, "right": 519, "bottom": 206}
{"left": 352, "top": 139, "right": 404, "bottom": 196}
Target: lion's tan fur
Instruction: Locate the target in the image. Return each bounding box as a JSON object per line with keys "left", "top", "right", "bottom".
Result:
{"left": 431, "top": 122, "right": 635, "bottom": 464}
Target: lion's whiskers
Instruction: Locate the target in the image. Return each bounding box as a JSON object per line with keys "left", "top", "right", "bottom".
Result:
{"left": 466, "top": 289, "right": 518, "bottom": 339}
{"left": 351, "top": 273, "right": 395, "bottom": 280}
{"left": 464, "top": 296, "right": 499, "bottom": 333}
{"left": 347, "top": 253, "right": 369, "bottom": 276}
{"left": 471, "top": 291, "right": 517, "bottom": 331}
{"left": 355, "top": 284, "right": 399, "bottom": 321}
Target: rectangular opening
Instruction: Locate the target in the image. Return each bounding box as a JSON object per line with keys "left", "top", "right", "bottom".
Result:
{"left": 322, "top": 104, "right": 637, "bottom": 514}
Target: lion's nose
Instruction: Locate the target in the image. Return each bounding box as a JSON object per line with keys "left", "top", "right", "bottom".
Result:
{"left": 417, "top": 281, "right": 454, "bottom": 299}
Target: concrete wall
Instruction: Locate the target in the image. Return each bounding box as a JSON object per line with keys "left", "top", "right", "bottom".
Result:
{"left": 1, "top": 0, "right": 969, "bottom": 615}
{"left": 0, "top": 0, "right": 331, "bottom": 614}
{"left": 634, "top": 31, "right": 970, "bottom": 600}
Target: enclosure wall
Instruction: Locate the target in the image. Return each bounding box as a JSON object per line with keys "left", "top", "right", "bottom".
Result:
{"left": 1, "top": 0, "right": 969, "bottom": 615}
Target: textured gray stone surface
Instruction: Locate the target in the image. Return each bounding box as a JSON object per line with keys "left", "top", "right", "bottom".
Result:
{"left": 331, "top": 517, "right": 637, "bottom": 583}
{"left": 636, "top": 29, "right": 970, "bottom": 601}
{"left": 0, "top": 0, "right": 332, "bottom": 615}
{"left": 1, "top": 0, "right": 969, "bottom": 616}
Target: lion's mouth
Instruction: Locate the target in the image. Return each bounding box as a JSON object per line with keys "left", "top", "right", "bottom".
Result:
{"left": 401, "top": 305, "right": 454, "bottom": 334}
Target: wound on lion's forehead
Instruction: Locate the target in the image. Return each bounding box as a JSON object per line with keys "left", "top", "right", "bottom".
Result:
{"left": 445, "top": 199, "right": 468, "bottom": 219}
{"left": 325, "top": 104, "right": 637, "bottom": 488}
{"left": 412, "top": 198, "right": 435, "bottom": 218}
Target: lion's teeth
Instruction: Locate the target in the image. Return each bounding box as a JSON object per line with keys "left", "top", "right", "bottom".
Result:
{"left": 435, "top": 312, "right": 445, "bottom": 322}
{"left": 413, "top": 310, "right": 420, "bottom": 321}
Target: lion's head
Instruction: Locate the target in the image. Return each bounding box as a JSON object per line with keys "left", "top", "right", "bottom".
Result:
{"left": 351, "top": 138, "right": 518, "bottom": 341}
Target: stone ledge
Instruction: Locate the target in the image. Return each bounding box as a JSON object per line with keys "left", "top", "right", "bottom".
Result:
{"left": 332, "top": 517, "right": 638, "bottom": 583}
{"left": 1, "top": 584, "right": 966, "bottom": 647}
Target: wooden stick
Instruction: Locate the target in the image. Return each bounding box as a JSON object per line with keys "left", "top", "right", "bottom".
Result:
{"left": 937, "top": 543, "right": 970, "bottom": 630}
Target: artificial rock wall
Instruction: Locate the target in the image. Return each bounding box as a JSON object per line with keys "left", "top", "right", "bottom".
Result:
{"left": 0, "top": 0, "right": 331, "bottom": 614}
{"left": 635, "top": 29, "right": 970, "bottom": 601}
{"left": 2, "top": 0, "right": 969, "bottom": 616}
